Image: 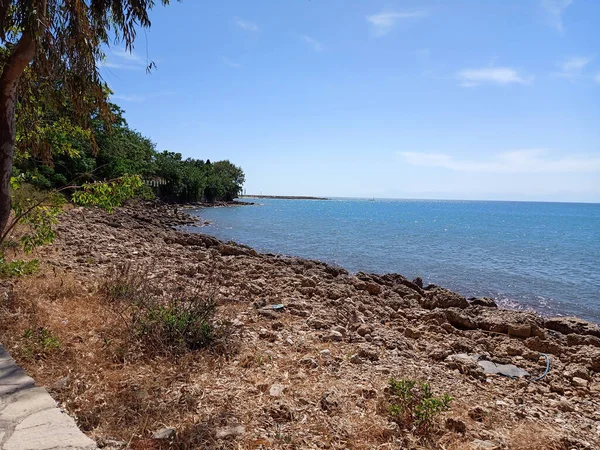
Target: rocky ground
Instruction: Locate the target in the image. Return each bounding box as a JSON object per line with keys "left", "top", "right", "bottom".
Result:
{"left": 1, "top": 201, "right": 599, "bottom": 449}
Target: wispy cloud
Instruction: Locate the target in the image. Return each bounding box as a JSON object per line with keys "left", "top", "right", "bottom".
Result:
{"left": 99, "top": 47, "right": 148, "bottom": 71}
{"left": 595, "top": 73, "right": 600, "bottom": 84}
{"left": 111, "top": 94, "right": 148, "bottom": 103}
{"left": 554, "top": 56, "right": 593, "bottom": 80}
{"left": 540, "top": 0, "right": 573, "bottom": 34}
{"left": 299, "top": 35, "right": 324, "bottom": 52}
{"left": 221, "top": 56, "right": 242, "bottom": 69}
{"left": 111, "top": 91, "right": 173, "bottom": 103}
{"left": 398, "top": 149, "right": 600, "bottom": 174}
{"left": 233, "top": 17, "right": 259, "bottom": 32}
{"left": 456, "top": 67, "right": 533, "bottom": 87}
{"left": 366, "top": 11, "right": 428, "bottom": 36}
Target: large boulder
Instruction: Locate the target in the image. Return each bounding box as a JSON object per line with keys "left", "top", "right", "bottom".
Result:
{"left": 421, "top": 287, "right": 469, "bottom": 310}
{"left": 545, "top": 317, "right": 600, "bottom": 338}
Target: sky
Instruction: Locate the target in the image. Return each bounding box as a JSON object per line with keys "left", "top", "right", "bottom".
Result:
{"left": 99, "top": 0, "right": 600, "bottom": 202}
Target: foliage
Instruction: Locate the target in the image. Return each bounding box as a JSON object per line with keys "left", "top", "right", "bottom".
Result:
{"left": 21, "top": 327, "right": 60, "bottom": 360}
{"left": 153, "top": 152, "right": 245, "bottom": 203}
{"left": 100, "top": 264, "right": 234, "bottom": 357}
{"left": 134, "top": 296, "right": 217, "bottom": 355}
{"left": 71, "top": 175, "right": 144, "bottom": 213}
{"left": 14, "top": 102, "right": 245, "bottom": 204}
{"left": 387, "top": 378, "right": 452, "bottom": 436}
{"left": 0, "top": 256, "right": 39, "bottom": 277}
{"left": 9, "top": 182, "right": 65, "bottom": 253}
{"left": 100, "top": 262, "right": 149, "bottom": 304}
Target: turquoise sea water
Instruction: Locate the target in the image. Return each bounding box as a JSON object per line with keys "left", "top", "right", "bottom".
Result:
{"left": 184, "top": 198, "right": 600, "bottom": 323}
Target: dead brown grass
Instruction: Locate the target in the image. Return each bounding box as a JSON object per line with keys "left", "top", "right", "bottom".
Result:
{"left": 0, "top": 261, "right": 581, "bottom": 450}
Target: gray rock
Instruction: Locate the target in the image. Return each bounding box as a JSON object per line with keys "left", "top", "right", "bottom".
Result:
{"left": 215, "top": 425, "right": 245, "bottom": 440}
{"left": 152, "top": 427, "right": 176, "bottom": 440}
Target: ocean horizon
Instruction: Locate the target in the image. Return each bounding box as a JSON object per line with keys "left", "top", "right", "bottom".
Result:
{"left": 184, "top": 197, "right": 600, "bottom": 323}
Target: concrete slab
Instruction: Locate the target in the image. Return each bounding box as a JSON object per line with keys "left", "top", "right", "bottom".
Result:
{"left": 0, "top": 345, "right": 97, "bottom": 449}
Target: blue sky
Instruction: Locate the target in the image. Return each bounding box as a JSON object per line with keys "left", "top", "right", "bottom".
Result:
{"left": 100, "top": 0, "right": 600, "bottom": 202}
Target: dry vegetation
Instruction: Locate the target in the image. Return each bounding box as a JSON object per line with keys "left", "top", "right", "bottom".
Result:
{"left": 0, "top": 203, "right": 596, "bottom": 450}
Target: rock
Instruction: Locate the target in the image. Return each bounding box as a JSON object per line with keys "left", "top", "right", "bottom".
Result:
{"left": 215, "top": 425, "right": 245, "bottom": 440}
{"left": 508, "top": 323, "right": 532, "bottom": 339}
{"left": 445, "top": 417, "right": 466, "bottom": 434}
{"left": 324, "top": 330, "right": 343, "bottom": 342}
{"left": 152, "top": 427, "right": 176, "bottom": 440}
{"left": 299, "top": 357, "right": 319, "bottom": 368}
{"left": 307, "top": 318, "right": 328, "bottom": 330}
{"left": 357, "top": 345, "right": 379, "bottom": 361}
{"left": 269, "top": 383, "right": 286, "bottom": 397}
{"left": 404, "top": 327, "right": 423, "bottom": 339}
{"left": 365, "top": 282, "right": 382, "bottom": 296}
{"left": 572, "top": 377, "right": 588, "bottom": 389}
{"left": 319, "top": 349, "right": 331, "bottom": 358}
{"left": 445, "top": 309, "right": 477, "bottom": 330}
{"left": 445, "top": 354, "right": 486, "bottom": 379}
{"left": 545, "top": 317, "right": 600, "bottom": 337}
{"left": 421, "top": 287, "right": 469, "bottom": 309}
{"left": 470, "top": 440, "right": 502, "bottom": 450}
{"left": 356, "top": 325, "right": 371, "bottom": 337}
{"left": 349, "top": 354, "right": 363, "bottom": 364}
{"left": 331, "top": 325, "right": 347, "bottom": 336}
{"left": 469, "top": 297, "right": 498, "bottom": 308}
{"left": 257, "top": 309, "right": 279, "bottom": 320}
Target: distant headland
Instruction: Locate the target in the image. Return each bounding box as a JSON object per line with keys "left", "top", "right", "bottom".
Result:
{"left": 240, "top": 194, "right": 329, "bottom": 200}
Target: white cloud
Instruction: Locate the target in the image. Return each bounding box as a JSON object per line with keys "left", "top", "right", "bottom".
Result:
{"left": 456, "top": 67, "right": 533, "bottom": 87}
{"left": 99, "top": 47, "right": 147, "bottom": 71}
{"left": 300, "top": 35, "right": 324, "bottom": 52}
{"left": 398, "top": 149, "right": 600, "bottom": 174}
{"left": 540, "top": 0, "right": 573, "bottom": 34}
{"left": 221, "top": 56, "right": 242, "bottom": 69}
{"left": 554, "top": 56, "right": 593, "bottom": 80}
{"left": 233, "top": 17, "right": 259, "bottom": 32}
{"left": 595, "top": 73, "right": 600, "bottom": 84}
{"left": 366, "top": 11, "right": 428, "bottom": 36}
{"left": 111, "top": 94, "right": 148, "bottom": 102}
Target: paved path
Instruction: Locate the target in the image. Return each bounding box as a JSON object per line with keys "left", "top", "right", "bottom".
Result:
{"left": 0, "top": 345, "right": 97, "bottom": 450}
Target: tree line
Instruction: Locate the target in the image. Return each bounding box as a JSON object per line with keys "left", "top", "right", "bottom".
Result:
{"left": 14, "top": 101, "right": 245, "bottom": 204}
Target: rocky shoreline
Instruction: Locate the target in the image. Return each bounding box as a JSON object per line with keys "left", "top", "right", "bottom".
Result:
{"left": 5, "top": 200, "right": 600, "bottom": 449}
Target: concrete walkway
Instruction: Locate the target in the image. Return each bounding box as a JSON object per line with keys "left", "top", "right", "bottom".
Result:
{"left": 0, "top": 345, "right": 97, "bottom": 450}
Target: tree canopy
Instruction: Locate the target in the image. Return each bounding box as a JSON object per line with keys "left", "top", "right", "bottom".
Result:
{"left": 0, "top": 0, "right": 172, "bottom": 235}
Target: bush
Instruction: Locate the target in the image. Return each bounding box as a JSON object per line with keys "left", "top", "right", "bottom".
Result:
{"left": 100, "top": 264, "right": 233, "bottom": 357}
{"left": 22, "top": 327, "right": 60, "bottom": 360}
{"left": 134, "top": 295, "right": 218, "bottom": 355}
{"left": 0, "top": 257, "right": 39, "bottom": 278}
{"left": 387, "top": 378, "right": 452, "bottom": 436}
{"left": 99, "top": 262, "right": 148, "bottom": 304}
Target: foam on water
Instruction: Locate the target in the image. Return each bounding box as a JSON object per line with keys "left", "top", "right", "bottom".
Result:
{"left": 182, "top": 198, "right": 600, "bottom": 323}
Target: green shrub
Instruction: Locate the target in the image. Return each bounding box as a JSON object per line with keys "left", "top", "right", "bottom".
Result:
{"left": 0, "top": 257, "right": 39, "bottom": 278}
{"left": 387, "top": 378, "right": 452, "bottom": 436}
{"left": 134, "top": 295, "right": 220, "bottom": 355}
{"left": 22, "top": 327, "right": 60, "bottom": 359}
{"left": 100, "top": 265, "right": 233, "bottom": 357}
{"left": 99, "top": 263, "right": 148, "bottom": 304}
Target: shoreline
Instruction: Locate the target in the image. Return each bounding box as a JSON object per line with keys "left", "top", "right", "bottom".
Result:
{"left": 241, "top": 194, "right": 329, "bottom": 200}
{"left": 1, "top": 200, "right": 599, "bottom": 448}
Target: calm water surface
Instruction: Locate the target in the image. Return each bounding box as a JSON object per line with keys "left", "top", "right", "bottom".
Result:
{"left": 183, "top": 198, "right": 600, "bottom": 323}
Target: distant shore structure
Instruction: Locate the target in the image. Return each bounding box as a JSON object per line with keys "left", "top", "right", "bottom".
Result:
{"left": 241, "top": 194, "right": 329, "bottom": 200}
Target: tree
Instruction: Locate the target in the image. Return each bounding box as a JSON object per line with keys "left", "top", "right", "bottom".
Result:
{"left": 0, "top": 0, "right": 171, "bottom": 237}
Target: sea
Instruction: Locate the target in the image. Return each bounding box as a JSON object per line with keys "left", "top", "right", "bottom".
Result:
{"left": 183, "top": 198, "right": 600, "bottom": 323}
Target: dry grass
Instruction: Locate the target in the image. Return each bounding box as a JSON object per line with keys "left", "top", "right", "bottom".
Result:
{"left": 0, "top": 262, "right": 580, "bottom": 450}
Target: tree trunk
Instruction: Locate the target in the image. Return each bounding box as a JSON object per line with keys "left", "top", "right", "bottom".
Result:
{"left": 0, "top": 34, "right": 36, "bottom": 236}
